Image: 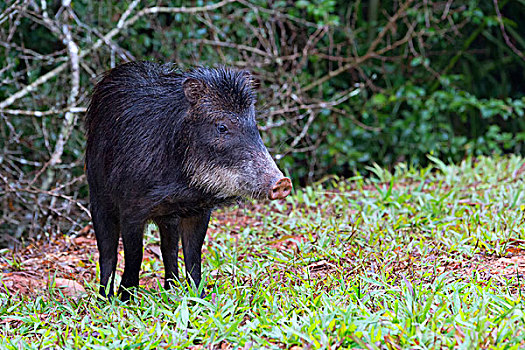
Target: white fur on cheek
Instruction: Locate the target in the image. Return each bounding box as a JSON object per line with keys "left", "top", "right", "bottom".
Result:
{"left": 187, "top": 163, "right": 243, "bottom": 198}
{"left": 182, "top": 149, "right": 283, "bottom": 199}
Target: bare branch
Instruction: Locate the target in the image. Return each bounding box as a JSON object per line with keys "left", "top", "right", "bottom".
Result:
{"left": 0, "top": 0, "right": 238, "bottom": 109}
{"left": 0, "top": 107, "right": 86, "bottom": 116}
{"left": 48, "top": 2, "right": 80, "bottom": 167}
{"left": 493, "top": 0, "right": 524, "bottom": 60}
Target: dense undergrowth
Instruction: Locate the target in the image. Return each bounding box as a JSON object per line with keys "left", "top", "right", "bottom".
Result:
{"left": 2, "top": 0, "right": 525, "bottom": 241}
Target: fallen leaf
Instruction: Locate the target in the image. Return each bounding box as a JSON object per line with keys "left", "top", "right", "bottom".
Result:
{"left": 51, "top": 278, "right": 86, "bottom": 297}
{"left": 147, "top": 245, "right": 162, "bottom": 259}
{"left": 77, "top": 224, "right": 92, "bottom": 236}
{"left": 73, "top": 236, "right": 94, "bottom": 245}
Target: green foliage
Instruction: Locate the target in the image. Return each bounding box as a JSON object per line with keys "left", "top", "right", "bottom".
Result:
{"left": 291, "top": 0, "right": 525, "bottom": 180}
{"left": 353, "top": 82, "right": 525, "bottom": 167}
{"left": 1, "top": 155, "right": 524, "bottom": 348}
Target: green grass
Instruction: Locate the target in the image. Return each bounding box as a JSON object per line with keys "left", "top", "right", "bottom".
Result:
{"left": 1, "top": 155, "right": 524, "bottom": 349}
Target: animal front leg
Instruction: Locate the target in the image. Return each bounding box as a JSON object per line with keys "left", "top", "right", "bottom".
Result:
{"left": 180, "top": 210, "right": 211, "bottom": 293}
{"left": 156, "top": 216, "right": 181, "bottom": 289}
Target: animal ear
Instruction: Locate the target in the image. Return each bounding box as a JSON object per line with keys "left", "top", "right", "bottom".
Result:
{"left": 241, "top": 70, "right": 260, "bottom": 90}
{"left": 183, "top": 78, "right": 206, "bottom": 103}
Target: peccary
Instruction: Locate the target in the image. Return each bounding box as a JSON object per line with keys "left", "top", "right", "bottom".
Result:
{"left": 85, "top": 62, "right": 292, "bottom": 300}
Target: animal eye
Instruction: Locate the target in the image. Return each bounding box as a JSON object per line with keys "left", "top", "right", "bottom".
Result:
{"left": 217, "top": 124, "right": 228, "bottom": 134}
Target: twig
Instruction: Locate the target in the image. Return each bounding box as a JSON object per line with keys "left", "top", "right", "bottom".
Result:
{"left": 290, "top": 110, "right": 316, "bottom": 148}
{"left": 190, "top": 39, "right": 272, "bottom": 57}
{"left": 493, "top": 0, "right": 524, "bottom": 60}
{"left": 329, "top": 106, "right": 381, "bottom": 132}
{"left": 367, "top": 0, "right": 415, "bottom": 55}
{"left": 267, "top": 88, "right": 361, "bottom": 117}
{"left": 0, "top": 63, "right": 69, "bottom": 109}
{"left": 0, "top": 107, "right": 86, "bottom": 116}
{"left": 302, "top": 0, "right": 415, "bottom": 93}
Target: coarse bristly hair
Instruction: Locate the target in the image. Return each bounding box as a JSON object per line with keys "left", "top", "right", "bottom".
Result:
{"left": 85, "top": 62, "right": 257, "bottom": 139}
{"left": 85, "top": 61, "right": 279, "bottom": 212}
{"left": 184, "top": 66, "right": 257, "bottom": 112}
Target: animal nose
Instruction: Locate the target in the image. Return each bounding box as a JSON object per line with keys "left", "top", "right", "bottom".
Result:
{"left": 268, "top": 177, "right": 292, "bottom": 200}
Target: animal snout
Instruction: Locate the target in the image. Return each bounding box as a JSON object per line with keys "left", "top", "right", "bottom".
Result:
{"left": 268, "top": 177, "right": 292, "bottom": 200}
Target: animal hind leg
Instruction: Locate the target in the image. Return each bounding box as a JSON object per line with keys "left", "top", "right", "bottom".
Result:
{"left": 91, "top": 200, "right": 120, "bottom": 298}
{"left": 118, "top": 219, "right": 145, "bottom": 301}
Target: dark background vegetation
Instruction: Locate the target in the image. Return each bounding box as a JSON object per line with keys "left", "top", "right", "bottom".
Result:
{"left": 1, "top": 0, "right": 524, "bottom": 245}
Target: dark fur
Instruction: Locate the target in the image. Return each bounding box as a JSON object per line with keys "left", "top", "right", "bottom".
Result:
{"left": 85, "top": 61, "right": 284, "bottom": 300}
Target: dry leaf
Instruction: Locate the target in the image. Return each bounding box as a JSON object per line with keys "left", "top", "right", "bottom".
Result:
{"left": 52, "top": 278, "right": 86, "bottom": 297}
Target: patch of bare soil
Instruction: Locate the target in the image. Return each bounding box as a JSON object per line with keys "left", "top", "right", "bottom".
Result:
{"left": 1, "top": 211, "right": 524, "bottom": 298}
{"left": 0, "top": 203, "right": 268, "bottom": 298}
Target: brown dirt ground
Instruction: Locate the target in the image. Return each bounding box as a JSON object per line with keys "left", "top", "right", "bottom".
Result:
{"left": 0, "top": 207, "right": 524, "bottom": 299}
